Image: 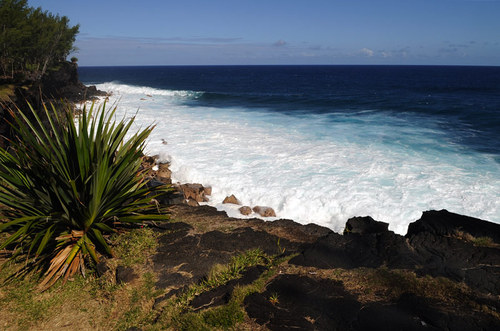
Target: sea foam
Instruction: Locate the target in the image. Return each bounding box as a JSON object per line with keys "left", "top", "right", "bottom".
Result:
{"left": 94, "top": 82, "right": 500, "bottom": 234}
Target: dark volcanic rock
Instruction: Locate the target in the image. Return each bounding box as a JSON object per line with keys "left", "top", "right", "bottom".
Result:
{"left": 407, "top": 209, "right": 500, "bottom": 244}
{"left": 407, "top": 229, "right": 500, "bottom": 294}
{"left": 245, "top": 274, "right": 361, "bottom": 330}
{"left": 245, "top": 275, "right": 500, "bottom": 331}
{"left": 290, "top": 228, "right": 420, "bottom": 270}
{"left": 199, "top": 227, "right": 299, "bottom": 256}
{"left": 153, "top": 225, "right": 301, "bottom": 289}
{"left": 292, "top": 211, "right": 500, "bottom": 296}
{"left": 344, "top": 216, "right": 389, "bottom": 234}
{"left": 41, "top": 61, "right": 106, "bottom": 102}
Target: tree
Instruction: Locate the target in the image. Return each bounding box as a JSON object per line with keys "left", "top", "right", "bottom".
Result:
{"left": 0, "top": 0, "right": 79, "bottom": 79}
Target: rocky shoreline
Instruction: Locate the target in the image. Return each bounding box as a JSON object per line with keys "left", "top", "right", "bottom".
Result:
{"left": 3, "top": 72, "right": 498, "bottom": 329}
{"left": 138, "top": 155, "right": 500, "bottom": 330}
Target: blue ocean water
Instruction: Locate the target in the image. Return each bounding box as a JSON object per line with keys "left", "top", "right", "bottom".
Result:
{"left": 79, "top": 65, "right": 500, "bottom": 233}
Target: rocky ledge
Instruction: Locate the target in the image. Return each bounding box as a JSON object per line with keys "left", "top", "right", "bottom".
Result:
{"left": 0, "top": 61, "right": 106, "bottom": 147}
{"left": 131, "top": 158, "right": 500, "bottom": 330}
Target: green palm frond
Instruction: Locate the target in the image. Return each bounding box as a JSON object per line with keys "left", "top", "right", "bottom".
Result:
{"left": 0, "top": 101, "right": 170, "bottom": 290}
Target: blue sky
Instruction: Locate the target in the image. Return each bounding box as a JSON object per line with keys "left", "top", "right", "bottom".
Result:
{"left": 29, "top": 0, "right": 500, "bottom": 66}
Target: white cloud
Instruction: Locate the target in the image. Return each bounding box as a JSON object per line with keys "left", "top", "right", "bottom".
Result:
{"left": 360, "top": 48, "right": 374, "bottom": 57}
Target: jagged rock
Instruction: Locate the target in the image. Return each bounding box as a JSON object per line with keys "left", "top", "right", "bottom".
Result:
{"left": 156, "top": 162, "right": 172, "bottom": 184}
{"left": 344, "top": 216, "right": 389, "bottom": 234}
{"left": 291, "top": 212, "right": 500, "bottom": 296}
{"left": 253, "top": 206, "right": 276, "bottom": 217}
{"left": 239, "top": 206, "right": 252, "bottom": 215}
{"left": 407, "top": 209, "right": 500, "bottom": 244}
{"left": 116, "top": 265, "right": 137, "bottom": 284}
{"left": 222, "top": 194, "right": 240, "bottom": 205}
{"left": 161, "top": 190, "right": 184, "bottom": 205}
{"left": 41, "top": 61, "right": 106, "bottom": 102}
{"left": 186, "top": 198, "right": 199, "bottom": 207}
{"left": 204, "top": 186, "right": 212, "bottom": 196}
{"left": 141, "top": 155, "right": 156, "bottom": 168}
{"left": 179, "top": 183, "right": 206, "bottom": 202}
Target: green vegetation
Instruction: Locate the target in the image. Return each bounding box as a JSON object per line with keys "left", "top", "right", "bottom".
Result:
{"left": 157, "top": 248, "right": 279, "bottom": 330}
{"left": 111, "top": 227, "right": 160, "bottom": 267}
{"left": 453, "top": 230, "right": 496, "bottom": 248}
{"left": 0, "top": 227, "right": 165, "bottom": 330}
{"left": 0, "top": 228, "right": 283, "bottom": 330}
{"left": 0, "top": 0, "right": 79, "bottom": 79}
{"left": 0, "top": 101, "right": 169, "bottom": 290}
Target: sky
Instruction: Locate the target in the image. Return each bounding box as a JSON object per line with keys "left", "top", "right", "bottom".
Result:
{"left": 28, "top": 0, "right": 500, "bottom": 66}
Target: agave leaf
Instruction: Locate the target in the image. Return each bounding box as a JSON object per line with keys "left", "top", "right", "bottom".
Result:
{"left": 90, "top": 228, "right": 111, "bottom": 256}
{"left": 35, "top": 224, "right": 56, "bottom": 257}
{"left": 0, "top": 101, "right": 170, "bottom": 289}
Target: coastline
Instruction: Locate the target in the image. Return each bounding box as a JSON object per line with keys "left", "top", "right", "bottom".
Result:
{"left": 1, "top": 71, "right": 499, "bottom": 329}
{"left": 86, "top": 71, "right": 500, "bottom": 235}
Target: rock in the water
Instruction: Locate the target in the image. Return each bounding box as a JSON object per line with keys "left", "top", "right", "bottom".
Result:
{"left": 239, "top": 206, "right": 252, "bottom": 215}
{"left": 222, "top": 194, "right": 240, "bottom": 205}
{"left": 253, "top": 206, "right": 276, "bottom": 217}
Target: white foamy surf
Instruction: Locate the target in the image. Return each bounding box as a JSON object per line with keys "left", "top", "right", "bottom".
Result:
{"left": 92, "top": 82, "right": 500, "bottom": 234}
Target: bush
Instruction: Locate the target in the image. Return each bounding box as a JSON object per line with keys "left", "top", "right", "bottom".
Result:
{"left": 0, "top": 102, "right": 169, "bottom": 290}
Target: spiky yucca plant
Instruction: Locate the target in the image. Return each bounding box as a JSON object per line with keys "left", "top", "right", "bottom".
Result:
{"left": 0, "top": 102, "right": 169, "bottom": 290}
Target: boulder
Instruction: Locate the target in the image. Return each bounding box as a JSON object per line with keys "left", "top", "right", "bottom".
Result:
{"left": 186, "top": 199, "right": 199, "bottom": 207}
{"left": 253, "top": 206, "right": 276, "bottom": 217}
{"left": 204, "top": 186, "right": 212, "bottom": 196}
{"left": 156, "top": 162, "right": 172, "bottom": 184}
{"left": 179, "top": 183, "right": 206, "bottom": 202}
{"left": 222, "top": 194, "right": 240, "bottom": 205}
{"left": 239, "top": 206, "right": 252, "bottom": 215}
{"left": 344, "top": 216, "right": 389, "bottom": 235}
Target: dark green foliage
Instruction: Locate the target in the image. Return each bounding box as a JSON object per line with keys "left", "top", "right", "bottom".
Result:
{"left": 0, "top": 0, "right": 79, "bottom": 78}
{"left": 0, "top": 102, "right": 170, "bottom": 289}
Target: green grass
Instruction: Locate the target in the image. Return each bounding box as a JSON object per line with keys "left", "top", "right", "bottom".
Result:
{"left": 471, "top": 236, "right": 495, "bottom": 247}
{"left": 111, "top": 227, "right": 159, "bottom": 267}
{"left": 0, "top": 227, "right": 165, "bottom": 330}
{"left": 1, "top": 226, "right": 295, "bottom": 330}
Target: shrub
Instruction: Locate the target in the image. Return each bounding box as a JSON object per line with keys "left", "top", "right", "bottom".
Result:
{"left": 0, "top": 101, "right": 169, "bottom": 290}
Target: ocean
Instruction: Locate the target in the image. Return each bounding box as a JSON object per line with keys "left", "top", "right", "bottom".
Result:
{"left": 78, "top": 65, "right": 500, "bottom": 234}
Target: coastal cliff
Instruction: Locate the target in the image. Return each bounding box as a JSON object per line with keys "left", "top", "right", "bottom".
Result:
{"left": 0, "top": 60, "right": 105, "bottom": 147}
